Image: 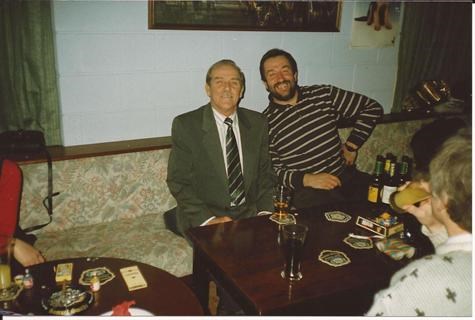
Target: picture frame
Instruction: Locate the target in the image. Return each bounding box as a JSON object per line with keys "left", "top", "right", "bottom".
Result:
{"left": 148, "top": 1, "right": 341, "bottom": 32}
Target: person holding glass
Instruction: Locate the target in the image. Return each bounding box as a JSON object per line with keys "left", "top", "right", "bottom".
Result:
{"left": 166, "top": 59, "right": 275, "bottom": 237}
{"left": 367, "top": 129, "right": 472, "bottom": 316}
{"left": 1, "top": 158, "right": 45, "bottom": 268}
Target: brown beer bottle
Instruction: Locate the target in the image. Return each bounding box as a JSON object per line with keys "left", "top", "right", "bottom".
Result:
{"left": 383, "top": 153, "right": 396, "bottom": 179}
{"left": 368, "top": 155, "right": 384, "bottom": 204}
{"left": 397, "top": 155, "right": 412, "bottom": 186}
{"left": 381, "top": 161, "right": 397, "bottom": 205}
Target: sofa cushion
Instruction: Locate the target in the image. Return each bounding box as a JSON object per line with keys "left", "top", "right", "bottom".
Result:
{"left": 34, "top": 213, "right": 193, "bottom": 277}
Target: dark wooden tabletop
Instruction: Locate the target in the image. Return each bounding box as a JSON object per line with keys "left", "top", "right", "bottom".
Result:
{"left": 187, "top": 202, "right": 433, "bottom": 316}
{"left": 7, "top": 257, "right": 203, "bottom": 316}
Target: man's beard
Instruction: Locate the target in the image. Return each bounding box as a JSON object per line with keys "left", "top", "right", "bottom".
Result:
{"left": 270, "top": 80, "right": 298, "bottom": 102}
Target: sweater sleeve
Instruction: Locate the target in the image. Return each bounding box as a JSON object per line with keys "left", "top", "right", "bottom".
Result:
{"left": 268, "top": 138, "right": 305, "bottom": 190}
{"left": 329, "top": 85, "right": 383, "bottom": 148}
{"left": 0, "top": 159, "right": 22, "bottom": 238}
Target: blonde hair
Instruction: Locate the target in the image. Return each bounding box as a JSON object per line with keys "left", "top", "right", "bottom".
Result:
{"left": 429, "top": 128, "right": 472, "bottom": 230}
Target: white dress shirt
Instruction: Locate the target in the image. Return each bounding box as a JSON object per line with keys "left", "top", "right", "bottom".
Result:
{"left": 201, "top": 109, "right": 244, "bottom": 226}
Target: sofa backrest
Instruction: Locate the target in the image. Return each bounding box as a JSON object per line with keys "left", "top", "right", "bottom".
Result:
{"left": 19, "top": 149, "right": 176, "bottom": 234}
{"left": 340, "top": 118, "right": 433, "bottom": 173}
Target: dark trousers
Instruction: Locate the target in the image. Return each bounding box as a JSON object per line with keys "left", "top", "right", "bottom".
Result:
{"left": 292, "top": 166, "right": 371, "bottom": 209}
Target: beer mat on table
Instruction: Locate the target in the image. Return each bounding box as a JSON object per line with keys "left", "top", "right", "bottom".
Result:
{"left": 0, "top": 283, "right": 23, "bottom": 302}
{"left": 318, "top": 250, "right": 351, "bottom": 267}
{"left": 324, "top": 211, "right": 351, "bottom": 223}
{"left": 375, "top": 238, "right": 415, "bottom": 260}
{"left": 269, "top": 213, "right": 296, "bottom": 225}
{"left": 120, "top": 266, "right": 148, "bottom": 291}
{"left": 79, "top": 267, "right": 115, "bottom": 286}
{"left": 343, "top": 236, "right": 373, "bottom": 249}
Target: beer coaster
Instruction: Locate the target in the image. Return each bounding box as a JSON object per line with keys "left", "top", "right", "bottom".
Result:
{"left": 269, "top": 213, "right": 296, "bottom": 225}
{"left": 343, "top": 236, "right": 373, "bottom": 249}
{"left": 79, "top": 267, "right": 115, "bottom": 286}
{"left": 0, "top": 283, "right": 23, "bottom": 302}
{"left": 324, "top": 211, "right": 351, "bottom": 223}
{"left": 318, "top": 250, "right": 351, "bottom": 267}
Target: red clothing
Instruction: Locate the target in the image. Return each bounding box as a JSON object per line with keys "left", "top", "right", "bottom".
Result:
{"left": 0, "top": 159, "right": 22, "bottom": 238}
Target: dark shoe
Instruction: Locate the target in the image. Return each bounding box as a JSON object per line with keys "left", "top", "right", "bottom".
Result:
{"left": 164, "top": 207, "right": 182, "bottom": 237}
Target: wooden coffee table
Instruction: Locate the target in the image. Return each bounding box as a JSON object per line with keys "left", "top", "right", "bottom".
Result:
{"left": 187, "top": 202, "right": 433, "bottom": 315}
{"left": 6, "top": 257, "right": 203, "bottom": 316}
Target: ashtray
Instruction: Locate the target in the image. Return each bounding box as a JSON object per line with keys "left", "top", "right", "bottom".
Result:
{"left": 41, "top": 286, "right": 93, "bottom": 315}
{"left": 0, "top": 283, "right": 23, "bottom": 302}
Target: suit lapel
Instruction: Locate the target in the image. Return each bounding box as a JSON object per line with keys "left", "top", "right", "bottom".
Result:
{"left": 201, "top": 104, "right": 228, "bottom": 189}
{"left": 238, "top": 110, "right": 256, "bottom": 194}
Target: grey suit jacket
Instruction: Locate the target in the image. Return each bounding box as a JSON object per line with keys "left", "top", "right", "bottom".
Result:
{"left": 167, "top": 103, "right": 275, "bottom": 236}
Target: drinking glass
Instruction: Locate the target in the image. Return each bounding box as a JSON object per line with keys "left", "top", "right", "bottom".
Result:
{"left": 0, "top": 235, "right": 13, "bottom": 296}
{"left": 271, "top": 185, "right": 295, "bottom": 225}
{"left": 389, "top": 183, "right": 431, "bottom": 213}
{"left": 280, "top": 223, "right": 308, "bottom": 281}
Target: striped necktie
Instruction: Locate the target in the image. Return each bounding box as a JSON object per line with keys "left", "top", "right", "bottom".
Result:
{"left": 224, "top": 117, "right": 245, "bottom": 207}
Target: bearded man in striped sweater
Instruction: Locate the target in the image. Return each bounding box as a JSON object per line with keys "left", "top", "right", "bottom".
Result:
{"left": 260, "top": 48, "right": 383, "bottom": 209}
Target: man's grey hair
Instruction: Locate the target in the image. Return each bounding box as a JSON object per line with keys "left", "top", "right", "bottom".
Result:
{"left": 205, "top": 59, "right": 245, "bottom": 87}
{"left": 429, "top": 128, "right": 472, "bottom": 230}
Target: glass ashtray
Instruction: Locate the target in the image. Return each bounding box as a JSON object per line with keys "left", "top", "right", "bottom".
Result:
{"left": 0, "top": 283, "right": 23, "bottom": 302}
{"left": 41, "top": 286, "right": 93, "bottom": 315}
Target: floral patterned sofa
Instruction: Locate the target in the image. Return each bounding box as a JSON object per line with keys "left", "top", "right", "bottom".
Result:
{"left": 17, "top": 118, "right": 436, "bottom": 278}
{"left": 18, "top": 149, "right": 193, "bottom": 277}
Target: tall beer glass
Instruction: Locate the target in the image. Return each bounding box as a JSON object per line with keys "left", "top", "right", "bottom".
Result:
{"left": 280, "top": 224, "right": 308, "bottom": 281}
{"left": 0, "top": 235, "right": 13, "bottom": 293}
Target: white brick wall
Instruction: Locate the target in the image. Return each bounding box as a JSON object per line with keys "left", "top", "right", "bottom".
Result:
{"left": 53, "top": 0, "right": 400, "bottom": 146}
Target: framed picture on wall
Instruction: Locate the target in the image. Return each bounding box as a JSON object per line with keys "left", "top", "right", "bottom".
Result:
{"left": 351, "top": 1, "right": 402, "bottom": 48}
{"left": 148, "top": 1, "right": 341, "bottom": 32}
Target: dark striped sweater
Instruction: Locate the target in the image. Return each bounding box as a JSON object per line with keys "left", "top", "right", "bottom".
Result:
{"left": 263, "top": 84, "right": 383, "bottom": 190}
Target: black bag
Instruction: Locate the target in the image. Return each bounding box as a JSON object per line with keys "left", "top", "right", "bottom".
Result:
{"left": 0, "top": 130, "right": 59, "bottom": 233}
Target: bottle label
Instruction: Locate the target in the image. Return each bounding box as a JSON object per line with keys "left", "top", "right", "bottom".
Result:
{"left": 368, "top": 186, "right": 379, "bottom": 203}
{"left": 381, "top": 186, "right": 397, "bottom": 204}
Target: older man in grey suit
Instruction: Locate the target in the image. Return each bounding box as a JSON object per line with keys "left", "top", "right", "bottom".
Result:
{"left": 166, "top": 59, "right": 275, "bottom": 237}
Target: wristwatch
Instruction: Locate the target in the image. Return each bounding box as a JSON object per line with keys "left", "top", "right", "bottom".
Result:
{"left": 345, "top": 143, "right": 358, "bottom": 152}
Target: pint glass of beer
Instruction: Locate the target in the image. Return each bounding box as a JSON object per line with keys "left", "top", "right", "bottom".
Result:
{"left": 280, "top": 224, "right": 308, "bottom": 281}
{"left": 0, "top": 235, "right": 13, "bottom": 292}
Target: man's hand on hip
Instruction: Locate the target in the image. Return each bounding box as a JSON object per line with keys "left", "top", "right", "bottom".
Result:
{"left": 342, "top": 142, "right": 358, "bottom": 166}
{"left": 303, "top": 173, "right": 341, "bottom": 190}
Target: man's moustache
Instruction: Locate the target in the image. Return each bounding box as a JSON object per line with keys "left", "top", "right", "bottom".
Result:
{"left": 274, "top": 80, "right": 291, "bottom": 89}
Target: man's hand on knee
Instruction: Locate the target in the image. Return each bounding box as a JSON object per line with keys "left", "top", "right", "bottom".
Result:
{"left": 303, "top": 173, "right": 341, "bottom": 190}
